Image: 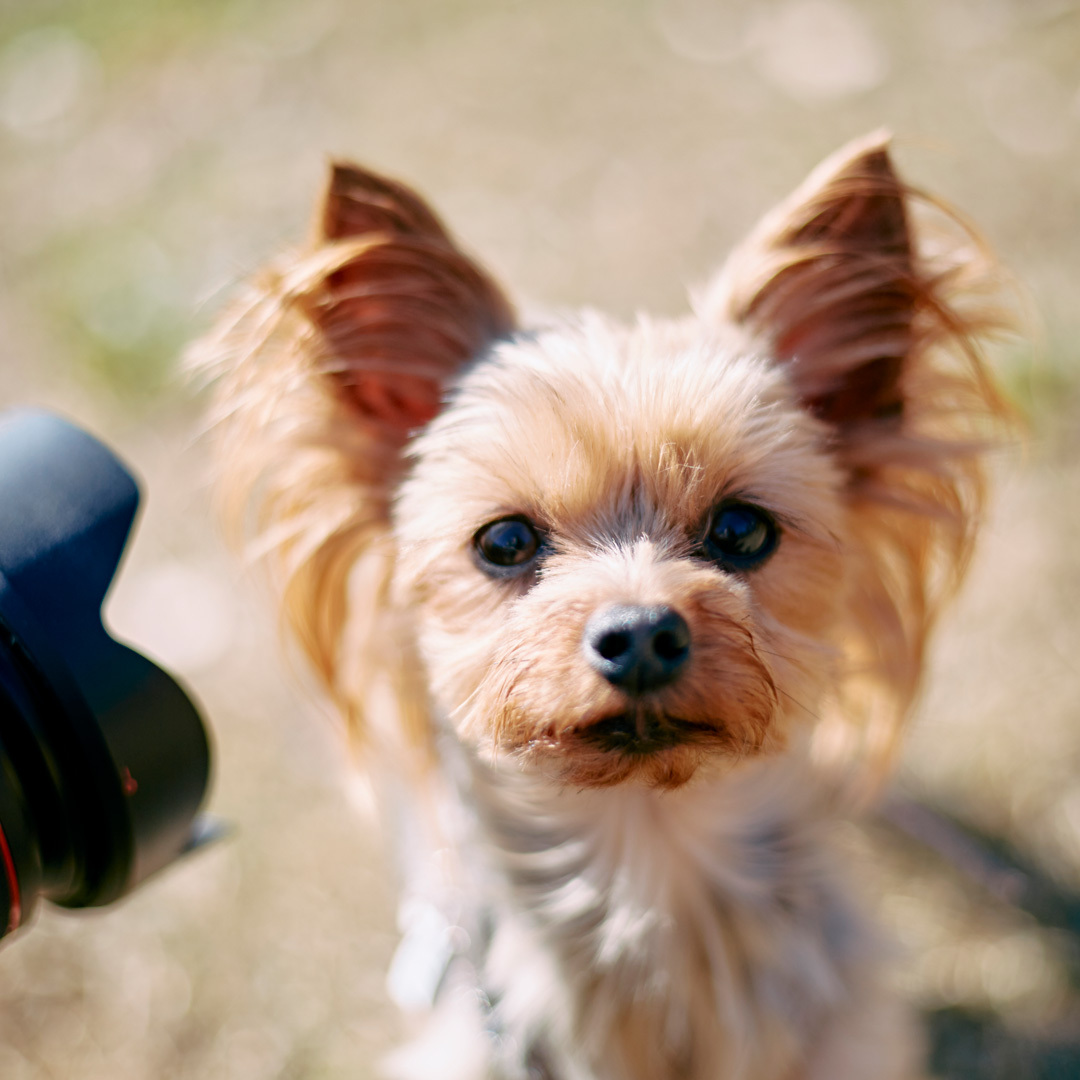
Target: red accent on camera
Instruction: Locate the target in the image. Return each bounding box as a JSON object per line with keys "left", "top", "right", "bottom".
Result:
{"left": 0, "top": 819, "right": 21, "bottom": 933}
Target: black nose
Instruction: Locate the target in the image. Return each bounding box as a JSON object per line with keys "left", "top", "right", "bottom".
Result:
{"left": 583, "top": 605, "right": 691, "bottom": 694}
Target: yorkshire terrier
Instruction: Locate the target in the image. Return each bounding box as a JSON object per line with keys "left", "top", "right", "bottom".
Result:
{"left": 199, "top": 132, "right": 1011, "bottom": 1080}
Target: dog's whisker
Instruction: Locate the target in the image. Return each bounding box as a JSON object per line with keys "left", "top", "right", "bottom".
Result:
{"left": 776, "top": 687, "right": 824, "bottom": 724}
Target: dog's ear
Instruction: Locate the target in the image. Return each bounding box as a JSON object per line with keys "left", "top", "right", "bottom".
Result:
{"left": 700, "top": 134, "right": 1014, "bottom": 785}
{"left": 197, "top": 164, "right": 515, "bottom": 759}
{"left": 304, "top": 162, "right": 516, "bottom": 439}
{"left": 699, "top": 131, "right": 914, "bottom": 431}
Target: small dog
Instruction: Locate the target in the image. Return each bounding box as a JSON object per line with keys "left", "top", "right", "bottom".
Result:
{"left": 199, "top": 133, "right": 1011, "bottom": 1080}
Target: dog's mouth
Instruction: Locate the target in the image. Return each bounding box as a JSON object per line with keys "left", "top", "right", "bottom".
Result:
{"left": 504, "top": 708, "right": 766, "bottom": 789}
{"left": 573, "top": 712, "right": 719, "bottom": 756}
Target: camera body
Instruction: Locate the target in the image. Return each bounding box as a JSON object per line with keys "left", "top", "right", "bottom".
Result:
{"left": 0, "top": 410, "right": 211, "bottom": 939}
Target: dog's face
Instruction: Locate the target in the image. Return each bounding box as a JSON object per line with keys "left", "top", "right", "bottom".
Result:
{"left": 393, "top": 324, "right": 846, "bottom": 787}
{"left": 206, "top": 133, "right": 1006, "bottom": 789}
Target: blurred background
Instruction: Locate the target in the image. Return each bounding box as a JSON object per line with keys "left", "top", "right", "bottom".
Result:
{"left": 0, "top": 0, "right": 1078, "bottom": 1077}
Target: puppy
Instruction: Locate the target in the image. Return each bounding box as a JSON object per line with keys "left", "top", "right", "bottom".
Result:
{"left": 199, "top": 133, "right": 1011, "bottom": 1080}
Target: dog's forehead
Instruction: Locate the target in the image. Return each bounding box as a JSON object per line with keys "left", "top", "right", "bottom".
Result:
{"left": 402, "top": 316, "right": 840, "bottom": 537}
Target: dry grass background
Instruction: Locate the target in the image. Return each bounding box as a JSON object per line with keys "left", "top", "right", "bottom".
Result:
{"left": 0, "top": 0, "right": 1078, "bottom": 1077}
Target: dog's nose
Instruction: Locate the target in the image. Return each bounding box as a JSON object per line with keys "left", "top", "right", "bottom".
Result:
{"left": 583, "top": 605, "right": 690, "bottom": 694}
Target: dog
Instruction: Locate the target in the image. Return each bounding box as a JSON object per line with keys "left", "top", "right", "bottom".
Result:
{"left": 197, "top": 132, "right": 1011, "bottom": 1080}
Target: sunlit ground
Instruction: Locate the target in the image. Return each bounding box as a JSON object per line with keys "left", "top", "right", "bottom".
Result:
{"left": 0, "top": 1, "right": 1078, "bottom": 1077}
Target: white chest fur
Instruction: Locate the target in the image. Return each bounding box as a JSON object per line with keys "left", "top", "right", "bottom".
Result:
{"left": 433, "top": 753, "right": 900, "bottom": 1080}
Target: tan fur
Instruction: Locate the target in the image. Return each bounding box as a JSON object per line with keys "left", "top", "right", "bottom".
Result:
{"left": 698, "top": 133, "right": 1014, "bottom": 782}
{"left": 195, "top": 134, "right": 1014, "bottom": 1080}
{"left": 193, "top": 166, "right": 514, "bottom": 754}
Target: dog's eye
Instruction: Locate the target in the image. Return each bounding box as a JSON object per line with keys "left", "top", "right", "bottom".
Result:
{"left": 473, "top": 516, "right": 542, "bottom": 574}
{"left": 704, "top": 502, "right": 778, "bottom": 569}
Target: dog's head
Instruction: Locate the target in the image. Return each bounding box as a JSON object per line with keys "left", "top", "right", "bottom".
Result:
{"left": 201, "top": 134, "right": 1010, "bottom": 789}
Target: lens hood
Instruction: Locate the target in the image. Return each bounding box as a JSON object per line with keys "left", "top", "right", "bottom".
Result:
{"left": 0, "top": 410, "right": 211, "bottom": 938}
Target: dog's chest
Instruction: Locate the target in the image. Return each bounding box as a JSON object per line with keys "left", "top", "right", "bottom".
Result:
{"left": 468, "top": 759, "right": 869, "bottom": 1080}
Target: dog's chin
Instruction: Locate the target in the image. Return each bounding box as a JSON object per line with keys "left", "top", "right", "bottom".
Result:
{"left": 499, "top": 711, "right": 777, "bottom": 791}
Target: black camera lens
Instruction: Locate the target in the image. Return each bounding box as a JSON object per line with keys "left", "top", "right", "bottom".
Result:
{"left": 0, "top": 411, "right": 211, "bottom": 940}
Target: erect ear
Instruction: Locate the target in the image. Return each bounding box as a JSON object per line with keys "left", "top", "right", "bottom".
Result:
{"left": 301, "top": 161, "right": 516, "bottom": 436}
{"left": 196, "top": 164, "right": 515, "bottom": 760}
{"left": 699, "top": 132, "right": 915, "bottom": 427}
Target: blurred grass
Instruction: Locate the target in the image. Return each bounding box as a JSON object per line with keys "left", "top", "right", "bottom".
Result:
{"left": 0, "top": 0, "right": 1079, "bottom": 1077}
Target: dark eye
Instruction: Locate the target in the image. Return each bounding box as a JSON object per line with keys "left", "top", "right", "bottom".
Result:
{"left": 473, "top": 516, "right": 542, "bottom": 575}
{"left": 703, "top": 501, "right": 778, "bottom": 569}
